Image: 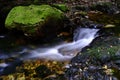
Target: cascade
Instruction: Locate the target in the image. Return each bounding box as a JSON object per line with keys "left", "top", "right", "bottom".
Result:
{"left": 0, "top": 27, "right": 99, "bottom": 75}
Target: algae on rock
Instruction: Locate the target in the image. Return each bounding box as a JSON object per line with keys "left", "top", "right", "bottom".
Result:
{"left": 5, "top": 5, "right": 65, "bottom": 37}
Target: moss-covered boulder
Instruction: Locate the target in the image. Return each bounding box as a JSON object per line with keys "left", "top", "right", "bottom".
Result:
{"left": 84, "top": 36, "right": 120, "bottom": 59}
{"left": 67, "top": 36, "right": 120, "bottom": 80}
{"left": 5, "top": 5, "right": 65, "bottom": 38}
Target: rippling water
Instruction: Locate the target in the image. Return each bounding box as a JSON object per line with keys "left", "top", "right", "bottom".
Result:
{"left": 0, "top": 27, "right": 99, "bottom": 75}
{"left": 17, "top": 28, "right": 99, "bottom": 61}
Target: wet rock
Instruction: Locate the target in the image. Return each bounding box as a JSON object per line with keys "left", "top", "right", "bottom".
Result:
{"left": 88, "top": 11, "right": 120, "bottom": 24}
{"left": 64, "top": 34, "right": 120, "bottom": 80}
{"left": 115, "top": 49, "right": 120, "bottom": 56}
{"left": 0, "top": 58, "right": 23, "bottom": 76}
{"left": 35, "top": 65, "right": 52, "bottom": 78}
{"left": 0, "top": 0, "right": 34, "bottom": 33}
{"left": 90, "top": 2, "right": 118, "bottom": 14}
{"left": 5, "top": 5, "right": 66, "bottom": 39}
{"left": 88, "top": 11, "right": 120, "bottom": 35}
{"left": 104, "top": 24, "right": 115, "bottom": 28}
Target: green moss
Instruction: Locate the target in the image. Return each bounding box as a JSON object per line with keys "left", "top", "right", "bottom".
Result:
{"left": 5, "top": 5, "right": 64, "bottom": 35}
{"left": 52, "top": 4, "right": 69, "bottom": 12}
{"left": 83, "top": 36, "right": 120, "bottom": 59}
{"left": 87, "top": 46, "right": 119, "bottom": 59}
{"left": 6, "top": 5, "right": 63, "bottom": 26}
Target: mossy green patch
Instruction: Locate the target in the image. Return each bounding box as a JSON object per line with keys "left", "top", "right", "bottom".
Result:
{"left": 5, "top": 5, "right": 64, "bottom": 36}
{"left": 82, "top": 36, "right": 120, "bottom": 59}
{"left": 52, "top": 4, "right": 69, "bottom": 12}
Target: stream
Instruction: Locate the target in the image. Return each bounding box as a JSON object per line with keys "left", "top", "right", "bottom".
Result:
{"left": 0, "top": 27, "right": 99, "bottom": 75}
{"left": 0, "top": 27, "right": 120, "bottom": 80}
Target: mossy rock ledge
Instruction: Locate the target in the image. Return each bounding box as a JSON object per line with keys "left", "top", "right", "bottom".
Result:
{"left": 5, "top": 5, "right": 66, "bottom": 38}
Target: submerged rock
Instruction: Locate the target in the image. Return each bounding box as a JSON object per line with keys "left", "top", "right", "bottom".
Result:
{"left": 5, "top": 5, "right": 66, "bottom": 38}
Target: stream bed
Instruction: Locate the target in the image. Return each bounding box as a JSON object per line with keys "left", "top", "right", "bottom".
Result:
{"left": 0, "top": 27, "right": 119, "bottom": 80}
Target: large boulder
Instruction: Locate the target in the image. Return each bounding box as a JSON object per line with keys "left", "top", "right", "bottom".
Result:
{"left": 5, "top": 5, "right": 66, "bottom": 38}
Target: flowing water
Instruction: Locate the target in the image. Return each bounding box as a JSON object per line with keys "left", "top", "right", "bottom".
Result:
{"left": 20, "top": 28, "right": 99, "bottom": 61}
{"left": 0, "top": 27, "right": 99, "bottom": 75}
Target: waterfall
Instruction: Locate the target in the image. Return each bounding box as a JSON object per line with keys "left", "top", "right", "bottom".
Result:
{"left": 20, "top": 28, "right": 99, "bottom": 61}
{"left": 0, "top": 27, "right": 99, "bottom": 75}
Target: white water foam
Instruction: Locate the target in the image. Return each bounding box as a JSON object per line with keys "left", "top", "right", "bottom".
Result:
{"left": 0, "top": 28, "right": 99, "bottom": 74}
{"left": 20, "top": 28, "right": 99, "bottom": 61}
